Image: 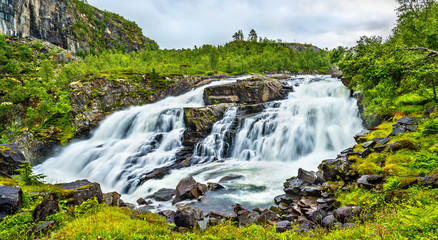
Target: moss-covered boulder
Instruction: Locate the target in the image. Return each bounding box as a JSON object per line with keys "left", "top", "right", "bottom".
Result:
{"left": 0, "top": 143, "right": 26, "bottom": 176}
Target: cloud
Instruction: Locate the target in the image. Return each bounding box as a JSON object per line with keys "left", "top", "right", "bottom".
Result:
{"left": 89, "top": 0, "right": 398, "bottom": 49}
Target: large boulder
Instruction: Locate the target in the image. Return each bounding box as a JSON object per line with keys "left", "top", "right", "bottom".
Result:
{"left": 172, "top": 177, "right": 208, "bottom": 204}
{"left": 318, "top": 159, "right": 347, "bottom": 181}
{"left": 0, "top": 143, "right": 26, "bottom": 176}
{"left": 61, "top": 180, "right": 103, "bottom": 205}
{"left": 203, "top": 77, "right": 288, "bottom": 105}
{"left": 0, "top": 185, "right": 23, "bottom": 220}
{"left": 298, "top": 168, "right": 324, "bottom": 184}
{"left": 238, "top": 210, "right": 260, "bottom": 227}
{"left": 103, "top": 192, "right": 121, "bottom": 207}
{"left": 32, "top": 193, "right": 59, "bottom": 221}
{"left": 334, "top": 206, "right": 364, "bottom": 223}
{"left": 151, "top": 188, "right": 176, "bottom": 202}
{"left": 174, "top": 209, "right": 196, "bottom": 228}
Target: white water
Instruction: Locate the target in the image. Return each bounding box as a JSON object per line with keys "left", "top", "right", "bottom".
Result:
{"left": 36, "top": 75, "right": 363, "bottom": 209}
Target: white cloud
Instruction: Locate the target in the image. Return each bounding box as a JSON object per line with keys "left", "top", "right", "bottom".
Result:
{"left": 89, "top": 0, "right": 398, "bottom": 49}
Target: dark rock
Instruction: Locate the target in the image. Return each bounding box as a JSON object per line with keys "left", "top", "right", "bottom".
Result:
{"left": 334, "top": 206, "right": 364, "bottom": 223}
{"left": 322, "top": 215, "right": 336, "bottom": 228}
{"left": 391, "top": 117, "right": 419, "bottom": 136}
{"left": 0, "top": 143, "right": 26, "bottom": 176}
{"left": 172, "top": 177, "right": 207, "bottom": 204}
{"left": 318, "top": 159, "right": 346, "bottom": 181}
{"left": 0, "top": 185, "right": 23, "bottom": 220}
{"left": 158, "top": 210, "right": 176, "bottom": 224}
{"left": 302, "top": 185, "right": 324, "bottom": 197}
{"left": 32, "top": 193, "right": 59, "bottom": 221}
{"left": 233, "top": 203, "right": 248, "bottom": 215}
{"left": 378, "top": 138, "right": 391, "bottom": 145}
{"left": 252, "top": 207, "right": 264, "bottom": 214}
{"left": 354, "top": 129, "right": 370, "bottom": 142}
{"left": 103, "top": 192, "right": 121, "bottom": 207}
{"left": 174, "top": 209, "right": 196, "bottom": 228}
{"left": 136, "top": 205, "right": 154, "bottom": 213}
{"left": 61, "top": 179, "right": 103, "bottom": 205}
{"left": 276, "top": 220, "right": 292, "bottom": 233}
{"left": 258, "top": 209, "right": 280, "bottom": 223}
{"left": 373, "top": 145, "right": 388, "bottom": 152}
{"left": 390, "top": 127, "right": 406, "bottom": 136}
{"left": 27, "top": 221, "right": 56, "bottom": 234}
{"left": 284, "top": 177, "right": 309, "bottom": 195}
{"left": 359, "top": 148, "right": 372, "bottom": 158}
{"left": 207, "top": 182, "right": 225, "bottom": 191}
{"left": 152, "top": 188, "right": 176, "bottom": 202}
{"left": 298, "top": 168, "right": 324, "bottom": 184}
{"left": 269, "top": 206, "right": 283, "bottom": 216}
{"left": 136, "top": 198, "right": 152, "bottom": 206}
{"left": 219, "top": 174, "right": 244, "bottom": 182}
{"left": 281, "top": 214, "right": 298, "bottom": 222}
{"left": 208, "top": 210, "right": 233, "bottom": 220}
{"left": 423, "top": 105, "right": 436, "bottom": 118}
{"left": 295, "top": 217, "right": 314, "bottom": 233}
{"left": 239, "top": 211, "right": 260, "bottom": 226}
{"left": 362, "top": 141, "right": 376, "bottom": 149}
{"left": 307, "top": 208, "right": 327, "bottom": 224}
{"left": 184, "top": 104, "right": 235, "bottom": 137}
{"left": 420, "top": 171, "right": 438, "bottom": 188}
{"left": 274, "top": 194, "right": 299, "bottom": 205}
{"left": 396, "top": 117, "right": 418, "bottom": 126}
{"left": 203, "top": 77, "right": 287, "bottom": 105}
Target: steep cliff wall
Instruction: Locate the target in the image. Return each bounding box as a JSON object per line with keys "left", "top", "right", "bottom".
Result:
{"left": 2, "top": 0, "right": 156, "bottom": 52}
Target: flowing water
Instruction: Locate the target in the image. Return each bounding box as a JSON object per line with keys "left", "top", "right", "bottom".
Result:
{"left": 35, "top": 75, "right": 363, "bottom": 211}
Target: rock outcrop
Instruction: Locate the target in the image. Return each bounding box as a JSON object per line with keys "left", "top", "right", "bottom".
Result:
{"left": 60, "top": 179, "right": 103, "bottom": 205}
{"left": 0, "top": 185, "right": 23, "bottom": 220}
{"left": 0, "top": 143, "right": 26, "bottom": 176}
{"left": 5, "top": 0, "right": 156, "bottom": 52}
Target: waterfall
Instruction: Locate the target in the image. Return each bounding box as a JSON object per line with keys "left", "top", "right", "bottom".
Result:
{"left": 36, "top": 75, "right": 363, "bottom": 208}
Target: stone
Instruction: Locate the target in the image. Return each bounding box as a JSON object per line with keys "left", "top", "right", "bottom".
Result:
{"left": 322, "top": 215, "right": 336, "bottom": 228}
{"left": 152, "top": 188, "right": 176, "bottom": 202}
{"left": 203, "top": 77, "right": 288, "bottom": 105}
{"left": 420, "top": 171, "right": 438, "bottom": 188}
{"left": 219, "top": 174, "right": 244, "bottom": 182}
{"left": 61, "top": 179, "right": 103, "bottom": 205}
{"left": 174, "top": 210, "right": 196, "bottom": 228}
{"left": 302, "top": 185, "right": 324, "bottom": 197}
{"left": 158, "top": 210, "right": 176, "bottom": 224}
{"left": 269, "top": 206, "right": 283, "bottom": 216}
{"left": 396, "top": 117, "right": 418, "bottom": 126}
{"left": 354, "top": 129, "right": 370, "bottom": 142}
{"left": 32, "top": 193, "right": 59, "bottom": 221}
{"left": 359, "top": 148, "right": 372, "bottom": 158}
{"left": 334, "top": 206, "right": 364, "bottom": 223}
{"left": 373, "top": 145, "right": 388, "bottom": 152}
{"left": 208, "top": 210, "right": 232, "bottom": 220}
{"left": 207, "top": 182, "right": 224, "bottom": 191}
{"left": 135, "top": 205, "right": 154, "bottom": 213}
{"left": 0, "top": 143, "right": 26, "bottom": 176}
{"left": 423, "top": 105, "right": 437, "bottom": 118}
{"left": 318, "top": 159, "right": 346, "bottom": 181}
{"left": 238, "top": 211, "right": 260, "bottom": 226}
{"left": 27, "top": 221, "right": 56, "bottom": 234}
{"left": 184, "top": 104, "right": 235, "bottom": 137}
{"left": 0, "top": 185, "right": 23, "bottom": 220}
{"left": 307, "top": 208, "right": 327, "bottom": 224}
{"left": 276, "top": 220, "right": 292, "bottom": 233}
{"left": 274, "top": 194, "right": 299, "bottom": 205}
{"left": 258, "top": 209, "right": 280, "bottom": 223}
{"left": 362, "top": 141, "right": 376, "bottom": 149}
{"left": 283, "top": 177, "right": 309, "bottom": 195}
{"left": 103, "top": 192, "right": 121, "bottom": 206}
{"left": 136, "top": 198, "right": 152, "bottom": 206}
{"left": 172, "top": 177, "right": 207, "bottom": 204}
{"left": 298, "top": 168, "right": 324, "bottom": 184}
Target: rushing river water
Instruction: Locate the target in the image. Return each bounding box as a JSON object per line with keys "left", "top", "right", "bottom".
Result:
{"left": 35, "top": 75, "right": 363, "bottom": 211}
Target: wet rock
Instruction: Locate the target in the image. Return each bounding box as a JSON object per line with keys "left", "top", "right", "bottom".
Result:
{"left": 136, "top": 198, "right": 152, "bottom": 206}
{"left": 354, "top": 129, "right": 370, "bottom": 142}
{"left": 0, "top": 186, "right": 23, "bottom": 220}
{"left": 252, "top": 207, "right": 264, "bottom": 214}
{"left": 174, "top": 209, "right": 196, "bottom": 228}
{"left": 302, "top": 185, "right": 324, "bottom": 197}
{"left": 15, "top": 131, "right": 56, "bottom": 166}
{"left": 61, "top": 179, "right": 103, "bottom": 205}
{"left": 203, "top": 77, "right": 288, "bottom": 105}
{"left": 0, "top": 143, "right": 26, "bottom": 176}
{"left": 420, "top": 171, "right": 438, "bottom": 188}
{"left": 362, "top": 141, "right": 376, "bottom": 149}
{"left": 219, "top": 174, "right": 244, "bottom": 182}
{"left": 298, "top": 168, "right": 324, "bottom": 184}
{"left": 239, "top": 211, "right": 260, "bottom": 226}
{"left": 184, "top": 104, "right": 235, "bottom": 137}
{"left": 103, "top": 192, "right": 122, "bottom": 207}
{"left": 276, "top": 220, "right": 292, "bottom": 233}
{"left": 172, "top": 177, "right": 207, "bottom": 204}
{"left": 307, "top": 208, "right": 327, "bottom": 224}
{"left": 152, "top": 188, "right": 176, "bottom": 202}
{"left": 334, "top": 206, "right": 364, "bottom": 223}
{"left": 135, "top": 205, "right": 154, "bottom": 213}
{"left": 258, "top": 209, "right": 280, "bottom": 223}
{"left": 274, "top": 194, "right": 299, "bottom": 205}
{"left": 32, "top": 193, "right": 59, "bottom": 221}
{"left": 207, "top": 182, "right": 225, "bottom": 191}
{"left": 357, "top": 175, "right": 383, "bottom": 188}
{"left": 322, "top": 215, "right": 336, "bottom": 228}
{"left": 284, "top": 177, "right": 309, "bottom": 195}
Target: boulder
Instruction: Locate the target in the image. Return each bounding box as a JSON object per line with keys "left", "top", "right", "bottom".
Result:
{"left": 357, "top": 175, "right": 383, "bottom": 189}
{"left": 274, "top": 194, "right": 299, "bottom": 205}
{"left": 390, "top": 117, "right": 418, "bottom": 136}
{"left": 322, "top": 214, "right": 336, "bottom": 228}
{"left": 298, "top": 168, "right": 324, "bottom": 184}
{"left": 354, "top": 129, "right": 370, "bottom": 142}
{"left": 334, "top": 206, "right": 364, "bottom": 223}
{"left": 32, "top": 193, "right": 59, "bottom": 221}
{"left": 61, "top": 180, "right": 103, "bottom": 205}
{"left": 420, "top": 171, "right": 438, "bottom": 188}
{"left": 158, "top": 210, "right": 176, "bottom": 224}
{"left": 219, "top": 174, "right": 244, "bottom": 182}
{"left": 174, "top": 209, "right": 196, "bottom": 228}
{"left": 388, "top": 140, "right": 418, "bottom": 152}
{"left": 362, "top": 141, "right": 376, "bottom": 149}
{"left": 207, "top": 182, "right": 225, "bottom": 191}
{"left": 172, "top": 177, "right": 208, "bottom": 204}
{"left": 238, "top": 211, "right": 260, "bottom": 227}
{"left": 152, "top": 188, "right": 176, "bottom": 202}
{"left": 0, "top": 185, "right": 23, "bottom": 220}
{"left": 203, "top": 77, "right": 288, "bottom": 105}
{"left": 0, "top": 143, "right": 26, "bottom": 176}
{"left": 103, "top": 192, "right": 121, "bottom": 207}
{"left": 27, "top": 221, "right": 56, "bottom": 234}
{"left": 184, "top": 104, "right": 235, "bottom": 137}
{"left": 258, "top": 209, "right": 280, "bottom": 223}
{"left": 318, "top": 159, "right": 347, "bottom": 181}
{"left": 276, "top": 220, "right": 292, "bottom": 233}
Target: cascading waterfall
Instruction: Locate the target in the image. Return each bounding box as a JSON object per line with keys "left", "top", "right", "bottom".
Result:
{"left": 36, "top": 75, "right": 363, "bottom": 210}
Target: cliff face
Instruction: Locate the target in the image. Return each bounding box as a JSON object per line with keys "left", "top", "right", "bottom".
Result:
{"left": 1, "top": 0, "right": 156, "bottom": 52}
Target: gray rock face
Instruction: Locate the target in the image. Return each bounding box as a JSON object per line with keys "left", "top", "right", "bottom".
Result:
{"left": 174, "top": 210, "right": 196, "bottom": 228}
{"left": 238, "top": 211, "right": 260, "bottom": 227}
{"left": 151, "top": 188, "right": 176, "bottom": 202}
{"left": 0, "top": 185, "right": 23, "bottom": 220}
{"left": 298, "top": 168, "right": 324, "bottom": 184}
{"left": 61, "top": 179, "right": 103, "bottom": 205}
{"left": 203, "top": 77, "right": 288, "bottom": 105}
{"left": 103, "top": 192, "right": 121, "bottom": 207}
{"left": 0, "top": 143, "right": 26, "bottom": 176}
{"left": 32, "top": 193, "right": 59, "bottom": 221}
{"left": 15, "top": 131, "right": 55, "bottom": 166}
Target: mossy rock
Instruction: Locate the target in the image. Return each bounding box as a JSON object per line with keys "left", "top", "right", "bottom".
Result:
{"left": 384, "top": 190, "right": 409, "bottom": 203}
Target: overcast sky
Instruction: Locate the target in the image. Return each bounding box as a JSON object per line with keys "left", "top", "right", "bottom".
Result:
{"left": 88, "top": 0, "right": 399, "bottom": 50}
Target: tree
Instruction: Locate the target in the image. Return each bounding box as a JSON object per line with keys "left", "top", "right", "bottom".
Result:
{"left": 248, "top": 29, "right": 258, "bottom": 42}
{"left": 232, "top": 30, "right": 244, "bottom": 41}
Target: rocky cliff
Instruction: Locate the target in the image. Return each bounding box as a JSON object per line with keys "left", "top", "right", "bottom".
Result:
{"left": 1, "top": 0, "right": 156, "bottom": 52}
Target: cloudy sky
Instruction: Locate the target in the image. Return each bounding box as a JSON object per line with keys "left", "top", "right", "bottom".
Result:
{"left": 88, "top": 0, "right": 399, "bottom": 50}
